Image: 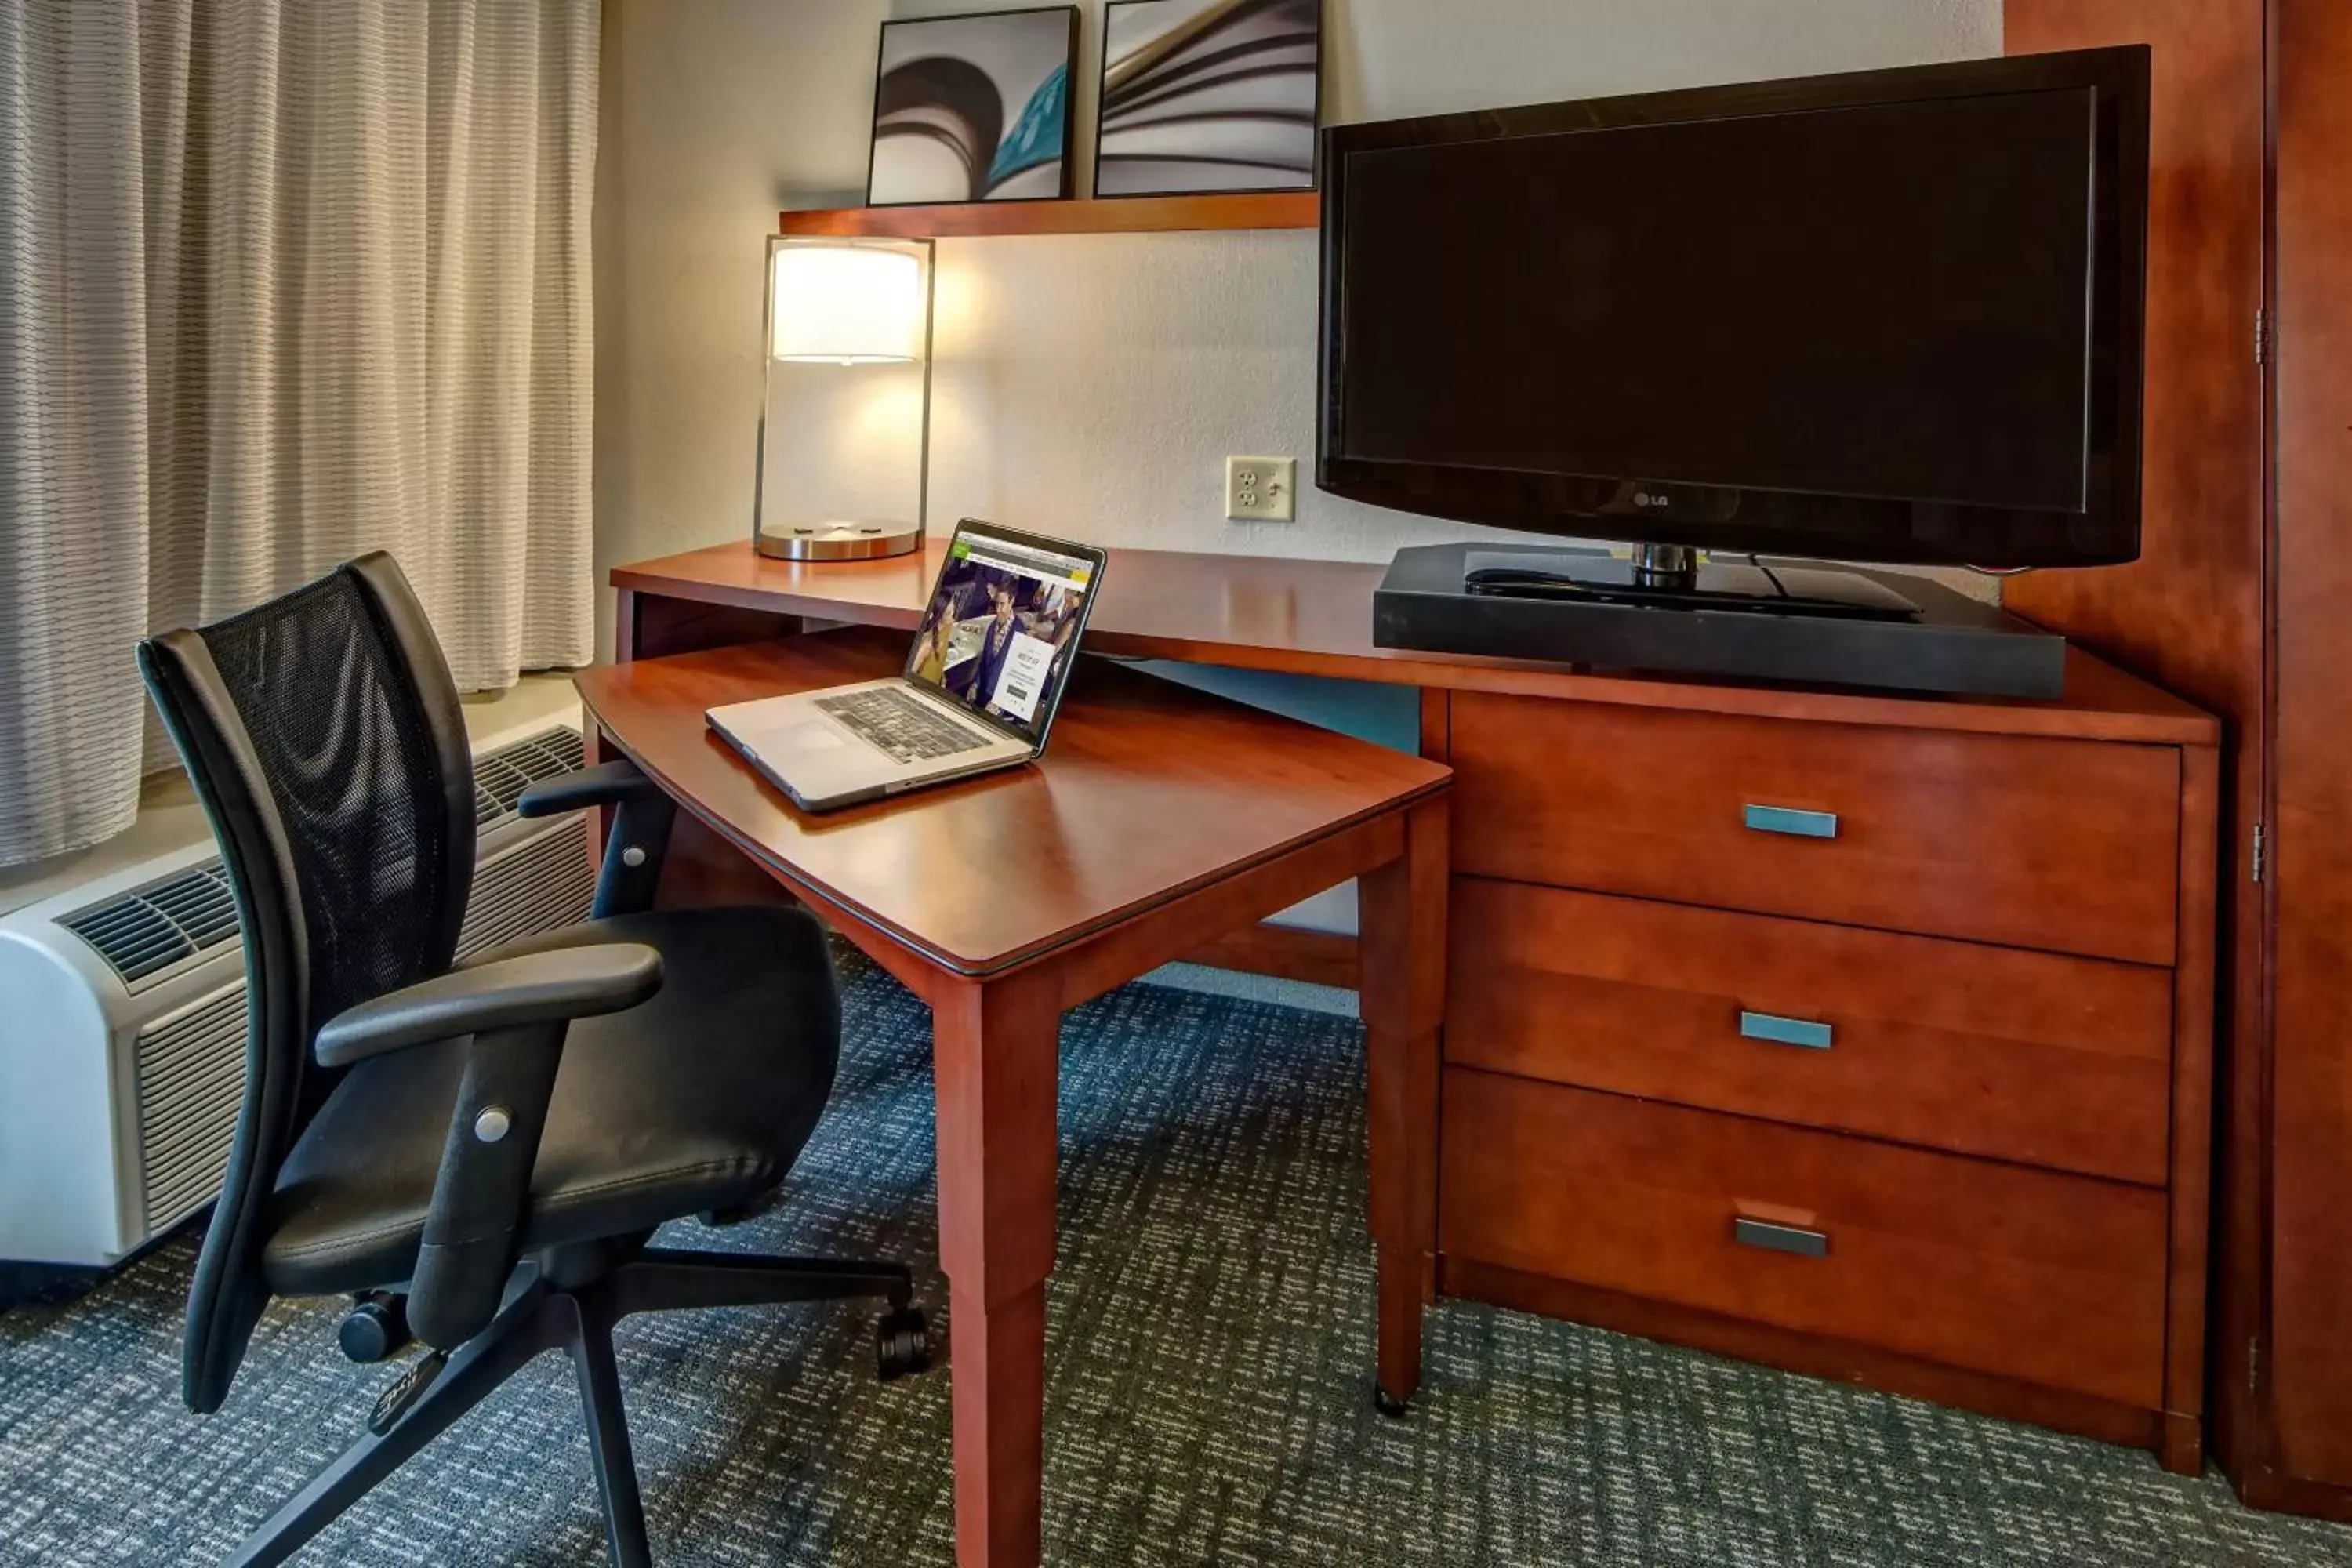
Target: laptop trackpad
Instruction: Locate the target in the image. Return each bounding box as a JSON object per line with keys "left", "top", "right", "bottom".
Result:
{"left": 783, "top": 721, "right": 848, "bottom": 753}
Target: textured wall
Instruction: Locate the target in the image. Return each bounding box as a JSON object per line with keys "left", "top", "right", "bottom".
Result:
{"left": 596, "top": 0, "right": 2003, "bottom": 652}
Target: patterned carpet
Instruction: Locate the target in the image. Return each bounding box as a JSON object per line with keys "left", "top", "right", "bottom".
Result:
{"left": 4, "top": 954, "right": 2350, "bottom": 1568}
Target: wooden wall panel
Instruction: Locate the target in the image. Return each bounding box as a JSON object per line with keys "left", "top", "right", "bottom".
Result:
{"left": 2266, "top": 0, "right": 2352, "bottom": 1493}
{"left": 2004, "top": 0, "right": 2275, "bottom": 1491}
{"left": 2003, "top": 0, "right": 2268, "bottom": 739}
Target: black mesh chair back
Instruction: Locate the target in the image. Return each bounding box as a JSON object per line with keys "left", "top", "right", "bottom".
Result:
{"left": 139, "top": 553, "right": 477, "bottom": 1413}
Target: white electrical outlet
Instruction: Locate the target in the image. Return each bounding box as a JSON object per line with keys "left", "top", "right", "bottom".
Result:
{"left": 1226, "top": 456, "right": 1296, "bottom": 522}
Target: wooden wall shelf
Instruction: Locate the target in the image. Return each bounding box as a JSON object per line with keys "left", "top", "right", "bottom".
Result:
{"left": 779, "top": 191, "right": 1319, "bottom": 241}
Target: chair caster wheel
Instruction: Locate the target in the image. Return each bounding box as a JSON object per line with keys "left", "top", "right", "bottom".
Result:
{"left": 1374, "top": 1385, "right": 1410, "bottom": 1419}
{"left": 339, "top": 1292, "right": 412, "bottom": 1364}
{"left": 877, "top": 1306, "right": 932, "bottom": 1381}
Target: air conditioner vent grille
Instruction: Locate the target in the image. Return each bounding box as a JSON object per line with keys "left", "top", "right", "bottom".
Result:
{"left": 61, "top": 862, "right": 238, "bottom": 985}
{"left": 57, "top": 727, "right": 583, "bottom": 989}
{"left": 456, "top": 815, "right": 595, "bottom": 959}
{"left": 135, "top": 986, "right": 249, "bottom": 1233}
{"left": 474, "top": 728, "right": 585, "bottom": 829}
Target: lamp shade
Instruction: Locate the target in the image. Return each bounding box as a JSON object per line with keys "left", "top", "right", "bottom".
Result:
{"left": 771, "top": 244, "right": 927, "bottom": 364}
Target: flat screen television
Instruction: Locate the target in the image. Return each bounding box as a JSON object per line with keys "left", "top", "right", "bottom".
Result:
{"left": 1317, "top": 47, "right": 2151, "bottom": 571}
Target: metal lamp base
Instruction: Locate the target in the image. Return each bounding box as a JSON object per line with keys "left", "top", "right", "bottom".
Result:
{"left": 754, "top": 521, "right": 925, "bottom": 562}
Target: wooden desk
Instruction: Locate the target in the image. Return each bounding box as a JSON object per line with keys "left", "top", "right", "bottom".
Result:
{"left": 614, "top": 537, "right": 2212, "bottom": 741}
{"left": 608, "top": 540, "right": 2222, "bottom": 1478}
{"left": 572, "top": 630, "right": 1450, "bottom": 1568}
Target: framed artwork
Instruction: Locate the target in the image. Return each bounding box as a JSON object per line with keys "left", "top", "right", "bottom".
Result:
{"left": 867, "top": 6, "right": 1080, "bottom": 206}
{"left": 1095, "top": 0, "right": 1323, "bottom": 198}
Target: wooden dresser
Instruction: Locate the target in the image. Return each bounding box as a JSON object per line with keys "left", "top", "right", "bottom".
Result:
{"left": 1425, "top": 678, "right": 2219, "bottom": 1471}
{"left": 607, "top": 542, "right": 2220, "bottom": 1472}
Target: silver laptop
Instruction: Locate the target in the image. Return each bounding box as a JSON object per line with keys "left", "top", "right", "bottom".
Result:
{"left": 706, "top": 520, "right": 1109, "bottom": 812}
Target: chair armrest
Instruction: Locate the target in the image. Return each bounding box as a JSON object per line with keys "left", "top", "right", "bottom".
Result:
{"left": 526, "top": 758, "right": 681, "bottom": 920}
{"left": 314, "top": 944, "right": 663, "bottom": 1068}
{"left": 516, "top": 760, "right": 666, "bottom": 818}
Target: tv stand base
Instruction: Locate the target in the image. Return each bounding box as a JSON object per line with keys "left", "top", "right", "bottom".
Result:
{"left": 1376, "top": 544, "right": 2064, "bottom": 699}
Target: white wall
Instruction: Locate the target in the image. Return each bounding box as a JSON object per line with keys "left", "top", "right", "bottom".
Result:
{"left": 597, "top": 0, "right": 2004, "bottom": 652}
{"left": 597, "top": 0, "right": 887, "bottom": 655}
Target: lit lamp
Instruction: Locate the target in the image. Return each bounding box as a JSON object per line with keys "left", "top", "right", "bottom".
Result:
{"left": 753, "top": 235, "right": 936, "bottom": 561}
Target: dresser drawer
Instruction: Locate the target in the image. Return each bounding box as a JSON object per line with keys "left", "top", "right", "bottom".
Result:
{"left": 1448, "top": 694, "right": 2180, "bottom": 964}
{"left": 1446, "top": 880, "right": 2176, "bottom": 1183}
{"left": 1439, "top": 1071, "right": 2169, "bottom": 1408}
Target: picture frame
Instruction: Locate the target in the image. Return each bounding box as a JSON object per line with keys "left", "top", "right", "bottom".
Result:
{"left": 1094, "top": 0, "right": 1325, "bottom": 199}
{"left": 866, "top": 5, "right": 1081, "bottom": 207}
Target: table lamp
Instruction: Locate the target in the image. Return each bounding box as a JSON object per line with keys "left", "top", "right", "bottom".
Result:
{"left": 753, "top": 234, "right": 936, "bottom": 561}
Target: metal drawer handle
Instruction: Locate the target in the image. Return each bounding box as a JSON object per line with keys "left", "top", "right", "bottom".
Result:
{"left": 1734, "top": 1218, "right": 1829, "bottom": 1258}
{"left": 1744, "top": 804, "right": 1839, "bottom": 840}
{"left": 1740, "top": 1011, "right": 1834, "bottom": 1051}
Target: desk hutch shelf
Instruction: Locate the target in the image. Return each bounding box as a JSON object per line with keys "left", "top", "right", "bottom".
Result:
{"left": 779, "top": 191, "right": 1319, "bottom": 241}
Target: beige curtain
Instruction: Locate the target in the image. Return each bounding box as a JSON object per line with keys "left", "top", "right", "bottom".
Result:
{"left": 0, "top": 0, "right": 598, "bottom": 868}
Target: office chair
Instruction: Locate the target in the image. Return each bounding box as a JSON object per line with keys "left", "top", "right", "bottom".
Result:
{"left": 138, "top": 554, "right": 931, "bottom": 1568}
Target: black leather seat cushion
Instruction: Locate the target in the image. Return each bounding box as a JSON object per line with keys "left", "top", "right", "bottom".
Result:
{"left": 263, "top": 906, "right": 840, "bottom": 1298}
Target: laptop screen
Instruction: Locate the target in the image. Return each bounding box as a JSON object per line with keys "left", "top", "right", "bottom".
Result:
{"left": 906, "top": 522, "right": 1106, "bottom": 745}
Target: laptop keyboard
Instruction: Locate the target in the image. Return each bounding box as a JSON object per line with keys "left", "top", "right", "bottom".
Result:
{"left": 815, "top": 688, "right": 993, "bottom": 764}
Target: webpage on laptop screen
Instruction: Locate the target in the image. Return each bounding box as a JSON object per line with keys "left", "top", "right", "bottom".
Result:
{"left": 907, "top": 529, "right": 1097, "bottom": 738}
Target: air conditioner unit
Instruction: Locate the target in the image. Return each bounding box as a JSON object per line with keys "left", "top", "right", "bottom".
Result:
{"left": 0, "top": 718, "right": 597, "bottom": 1288}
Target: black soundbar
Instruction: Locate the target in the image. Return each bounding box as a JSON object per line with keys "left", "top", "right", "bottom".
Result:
{"left": 1373, "top": 544, "right": 2066, "bottom": 700}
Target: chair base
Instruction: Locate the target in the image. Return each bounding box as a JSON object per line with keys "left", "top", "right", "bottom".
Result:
{"left": 227, "top": 1248, "right": 921, "bottom": 1568}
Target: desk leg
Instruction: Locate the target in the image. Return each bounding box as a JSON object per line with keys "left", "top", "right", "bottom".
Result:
{"left": 1358, "top": 797, "right": 1448, "bottom": 1413}
{"left": 932, "top": 971, "right": 1061, "bottom": 1568}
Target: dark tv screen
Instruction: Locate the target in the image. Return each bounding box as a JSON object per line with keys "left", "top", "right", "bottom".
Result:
{"left": 1319, "top": 49, "right": 2148, "bottom": 568}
